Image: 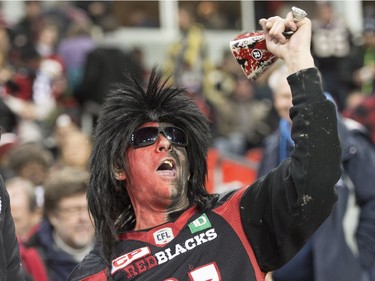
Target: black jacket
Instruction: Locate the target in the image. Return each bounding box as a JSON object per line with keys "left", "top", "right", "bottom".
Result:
{"left": 0, "top": 175, "right": 25, "bottom": 281}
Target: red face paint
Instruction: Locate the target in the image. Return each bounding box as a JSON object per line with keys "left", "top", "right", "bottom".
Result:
{"left": 125, "top": 122, "right": 190, "bottom": 229}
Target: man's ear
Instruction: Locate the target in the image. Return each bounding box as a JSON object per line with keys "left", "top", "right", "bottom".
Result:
{"left": 48, "top": 212, "right": 59, "bottom": 228}
{"left": 114, "top": 170, "right": 126, "bottom": 180}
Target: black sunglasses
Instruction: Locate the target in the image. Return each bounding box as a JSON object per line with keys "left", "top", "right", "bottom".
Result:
{"left": 130, "top": 126, "right": 188, "bottom": 148}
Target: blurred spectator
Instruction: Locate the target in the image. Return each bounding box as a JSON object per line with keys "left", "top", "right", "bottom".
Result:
{"left": 342, "top": 16, "right": 375, "bottom": 97}
{"left": 51, "top": 113, "right": 80, "bottom": 145}
{"left": 32, "top": 20, "right": 71, "bottom": 131}
{"left": 0, "top": 131, "right": 18, "bottom": 179}
{"left": 343, "top": 94, "right": 375, "bottom": 145}
{"left": 47, "top": 112, "right": 81, "bottom": 158}
{"left": 260, "top": 65, "right": 375, "bottom": 281}
{"left": 257, "top": 66, "right": 295, "bottom": 173}
{"left": 0, "top": 18, "right": 18, "bottom": 133}
{"left": 345, "top": 89, "right": 367, "bottom": 112}
{"left": 53, "top": 129, "right": 92, "bottom": 171}
{"left": 7, "top": 142, "right": 54, "bottom": 207}
{"left": 75, "top": 17, "right": 144, "bottom": 133}
{"left": 42, "top": 1, "right": 90, "bottom": 37}
{"left": 1, "top": 43, "right": 61, "bottom": 143}
{"left": 74, "top": 1, "right": 113, "bottom": 37}
{"left": 311, "top": 2, "right": 353, "bottom": 111}
{"left": 10, "top": 2, "right": 78, "bottom": 56}
{"left": 19, "top": 240, "right": 48, "bottom": 281}
{"left": 35, "top": 22, "right": 61, "bottom": 59}
{"left": 2, "top": 4, "right": 70, "bottom": 142}
{"left": 127, "top": 4, "right": 158, "bottom": 28}
{"left": 6, "top": 177, "right": 42, "bottom": 242}
{"left": 205, "top": 50, "right": 276, "bottom": 155}
{"left": 196, "top": 1, "right": 232, "bottom": 30}
{"left": 10, "top": 1, "right": 45, "bottom": 67}
{"left": 57, "top": 20, "right": 96, "bottom": 93}
{"left": 25, "top": 167, "right": 94, "bottom": 281}
{"left": 6, "top": 176, "right": 48, "bottom": 281}
{"left": 163, "top": 5, "right": 213, "bottom": 117}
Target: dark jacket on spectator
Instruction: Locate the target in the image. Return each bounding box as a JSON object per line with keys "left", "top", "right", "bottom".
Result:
{"left": 258, "top": 117, "right": 375, "bottom": 281}
{"left": 26, "top": 220, "right": 78, "bottom": 281}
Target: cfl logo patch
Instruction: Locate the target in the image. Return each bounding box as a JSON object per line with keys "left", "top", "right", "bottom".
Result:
{"left": 153, "top": 227, "right": 174, "bottom": 245}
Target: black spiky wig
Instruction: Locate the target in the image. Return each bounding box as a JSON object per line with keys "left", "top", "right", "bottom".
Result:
{"left": 87, "top": 68, "right": 217, "bottom": 265}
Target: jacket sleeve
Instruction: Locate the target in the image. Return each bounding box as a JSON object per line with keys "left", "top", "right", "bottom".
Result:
{"left": 0, "top": 175, "right": 25, "bottom": 281}
{"left": 240, "top": 67, "right": 342, "bottom": 272}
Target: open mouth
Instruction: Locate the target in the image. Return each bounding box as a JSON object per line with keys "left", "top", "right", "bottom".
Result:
{"left": 157, "top": 159, "right": 176, "bottom": 177}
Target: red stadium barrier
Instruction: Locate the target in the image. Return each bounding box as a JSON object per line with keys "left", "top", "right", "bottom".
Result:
{"left": 205, "top": 148, "right": 262, "bottom": 194}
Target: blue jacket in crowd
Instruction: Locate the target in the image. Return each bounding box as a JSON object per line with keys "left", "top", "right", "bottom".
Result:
{"left": 258, "top": 116, "right": 375, "bottom": 281}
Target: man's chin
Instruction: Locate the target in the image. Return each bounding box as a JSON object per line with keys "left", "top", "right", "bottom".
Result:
{"left": 71, "top": 240, "right": 93, "bottom": 249}
{"left": 71, "top": 234, "right": 94, "bottom": 248}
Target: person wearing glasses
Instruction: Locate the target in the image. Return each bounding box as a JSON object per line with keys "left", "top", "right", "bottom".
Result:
{"left": 25, "top": 167, "right": 95, "bottom": 281}
{"left": 69, "top": 11, "right": 341, "bottom": 281}
{"left": 0, "top": 128, "right": 25, "bottom": 281}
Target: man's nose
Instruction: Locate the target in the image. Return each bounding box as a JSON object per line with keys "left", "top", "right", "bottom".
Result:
{"left": 156, "top": 133, "right": 172, "bottom": 151}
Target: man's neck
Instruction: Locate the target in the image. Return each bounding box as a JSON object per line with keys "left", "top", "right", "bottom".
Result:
{"left": 132, "top": 201, "right": 190, "bottom": 231}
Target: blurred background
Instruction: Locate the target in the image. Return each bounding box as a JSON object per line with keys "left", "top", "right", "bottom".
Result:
{"left": 1, "top": 1, "right": 372, "bottom": 68}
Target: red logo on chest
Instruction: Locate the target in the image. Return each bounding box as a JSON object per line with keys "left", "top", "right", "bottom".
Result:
{"left": 111, "top": 247, "right": 151, "bottom": 274}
